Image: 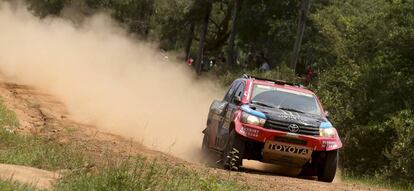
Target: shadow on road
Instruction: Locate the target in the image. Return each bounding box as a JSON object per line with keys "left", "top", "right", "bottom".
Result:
{"left": 241, "top": 160, "right": 317, "bottom": 180}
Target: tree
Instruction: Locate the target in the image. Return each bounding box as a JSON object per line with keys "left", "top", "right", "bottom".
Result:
{"left": 185, "top": 23, "right": 196, "bottom": 60}
{"left": 236, "top": 0, "right": 300, "bottom": 69}
{"left": 195, "top": 0, "right": 213, "bottom": 75}
{"left": 226, "top": 0, "right": 241, "bottom": 66}
{"left": 182, "top": 0, "right": 203, "bottom": 60}
{"left": 290, "top": 0, "right": 311, "bottom": 72}
{"left": 313, "top": 0, "right": 414, "bottom": 184}
{"left": 26, "top": 0, "right": 66, "bottom": 17}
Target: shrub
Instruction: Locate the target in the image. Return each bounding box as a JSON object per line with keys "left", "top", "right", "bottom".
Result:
{"left": 54, "top": 157, "right": 249, "bottom": 191}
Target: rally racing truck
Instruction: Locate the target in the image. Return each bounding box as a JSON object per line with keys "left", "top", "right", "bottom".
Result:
{"left": 201, "top": 75, "right": 342, "bottom": 182}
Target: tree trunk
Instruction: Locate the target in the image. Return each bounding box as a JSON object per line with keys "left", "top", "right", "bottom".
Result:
{"left": 226, "top": 0, "right": 241, "bottom": 67}
{"left": 185, "top": 23, "right": 195, "bottom": 60}
{"left": 195, "top": 0, "right": 213, "bottom": 75}
{"left": 290, "top": 0, "right": 311, "bottom": 72}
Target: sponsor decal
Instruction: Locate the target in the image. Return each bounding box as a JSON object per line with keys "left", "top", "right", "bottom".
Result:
{"left": 322, "top": 140, "right": 338, "bottom": 149}
{"left": 286, "top": 132, "right": 299, "bottom": 137}
{"left": 256, "top": 84, "right": 277, "bottom": 90}
{"left": 267, "top": 142, "right": 310, "bottom": 156}
{"left": 275, "top": 88, "right": 313, "bottom": 97}
{"left": 240, "top": 126, "right": 259, "bottom": 137}
{"left": 276, "top": 113, "right": 306, "bottom": 124}
{"left": 254, "top": 84, "right": 313, "bottom": 98}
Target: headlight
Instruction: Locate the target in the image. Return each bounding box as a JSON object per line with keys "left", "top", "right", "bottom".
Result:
{"left": 241, "top": 112, "right": 266, "bottom": 126}
{"left": 320, "top": 128, "right": 336, "bottom": 138}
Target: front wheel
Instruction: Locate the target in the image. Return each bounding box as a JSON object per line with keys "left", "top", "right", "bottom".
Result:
{"left": 201, "top": 132, "right": 209, "bottom": 153}
{"left": 200, "top": 132, "right": 214, "bottom": 163}
{"left": 221, "top": 129, "right": 245, "bottom": 170}
{"left": 317, "top": 150, "right": 338, "bottom": 182}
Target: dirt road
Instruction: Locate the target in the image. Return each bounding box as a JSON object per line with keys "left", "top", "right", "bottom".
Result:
{"left": 0, "top": 81, "right": 384, "bottom": 191}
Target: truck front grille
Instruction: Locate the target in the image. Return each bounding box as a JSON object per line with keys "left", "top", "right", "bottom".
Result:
{"left": 264, "top": 119, "right": 319, "bottom": 136}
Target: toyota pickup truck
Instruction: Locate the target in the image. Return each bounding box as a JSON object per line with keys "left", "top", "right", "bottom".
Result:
{"left": 201, "top": 75, "right": 342, "bottom": 182}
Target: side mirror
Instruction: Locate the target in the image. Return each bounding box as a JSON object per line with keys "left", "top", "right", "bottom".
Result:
{"left": 233, "top": 95, "right": 242, "bottom": 105}
{"left": 324, "top": 111, "right": 330, "bottom": 118}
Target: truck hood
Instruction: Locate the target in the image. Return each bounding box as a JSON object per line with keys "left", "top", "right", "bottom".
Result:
{"left": 254, "top": 106, "right": 324, "bottom": 128}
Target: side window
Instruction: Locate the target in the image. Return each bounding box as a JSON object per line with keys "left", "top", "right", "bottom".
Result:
{"left": 224, "top": 80, "right": 241, "bottom": 102}
{"left": 231, "top": 82, "right": 245, "bottom": 104}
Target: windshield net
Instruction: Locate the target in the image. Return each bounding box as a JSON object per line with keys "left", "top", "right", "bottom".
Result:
{"left": 251, "top": 84, "right": 321, "bottom": 115}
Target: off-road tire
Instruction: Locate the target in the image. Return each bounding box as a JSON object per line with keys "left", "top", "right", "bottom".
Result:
{"left": 222, "top": 129, "right": 245, "bottom": 170}
{"left": 200, "top": 131, "right": 219, "bottom": 165}
{"left": 317, "top": 150, "right": 338, "bottom": 182}
{"left": 201, "top": 132, "right": 209, "bottom": 154}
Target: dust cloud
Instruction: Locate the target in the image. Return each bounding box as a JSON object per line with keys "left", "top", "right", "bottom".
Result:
{"left": 0, "top": 2, "right": 222, "bottom": 161}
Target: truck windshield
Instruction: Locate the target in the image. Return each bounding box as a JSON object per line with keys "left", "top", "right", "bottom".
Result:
{"left": 251, "top": 84, "right": 322, "bottom": 115}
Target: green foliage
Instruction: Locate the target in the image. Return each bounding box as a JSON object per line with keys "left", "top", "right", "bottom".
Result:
{"left": 342, "top": 172, "right": 414, "bottom": 191}
{"left": 237, "top": 0, "right": 299, "bottom": 67}
{"left": 313, "top": 0, "right": 414, "bottom": 186}
{"left": 153, "top": 0, "right": 194, "bottom": 50}
{"left": 54, "top": 157, "right": 249, "bottom": 191}
{"left": 0, "top": 129, "right": 88, "bottom": 171}
{"left": 0, "top": 100, "right": 19, "bottom": 129}
{"left": 212, "top": 64, "right": 296, "bottom": 86}
{"left": 85, "top": 0, "right": 155, "bottom": 37}
{"left": 382, "top": 111, "right": 414, "bottom": 184}
{"left": 26, "top": 0, "right": 66, "bottom": 17}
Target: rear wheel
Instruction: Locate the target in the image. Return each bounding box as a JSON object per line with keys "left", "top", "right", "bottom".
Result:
{"left": 317, "top": 150, "right": 338, "bottom": 182}
{"left": 221, "top": 129, "right": 245, "bottom": 170}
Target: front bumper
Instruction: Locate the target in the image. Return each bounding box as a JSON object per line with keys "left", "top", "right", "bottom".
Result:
{"left": 234, "top": 118, "right": 343, "bottom": 152}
